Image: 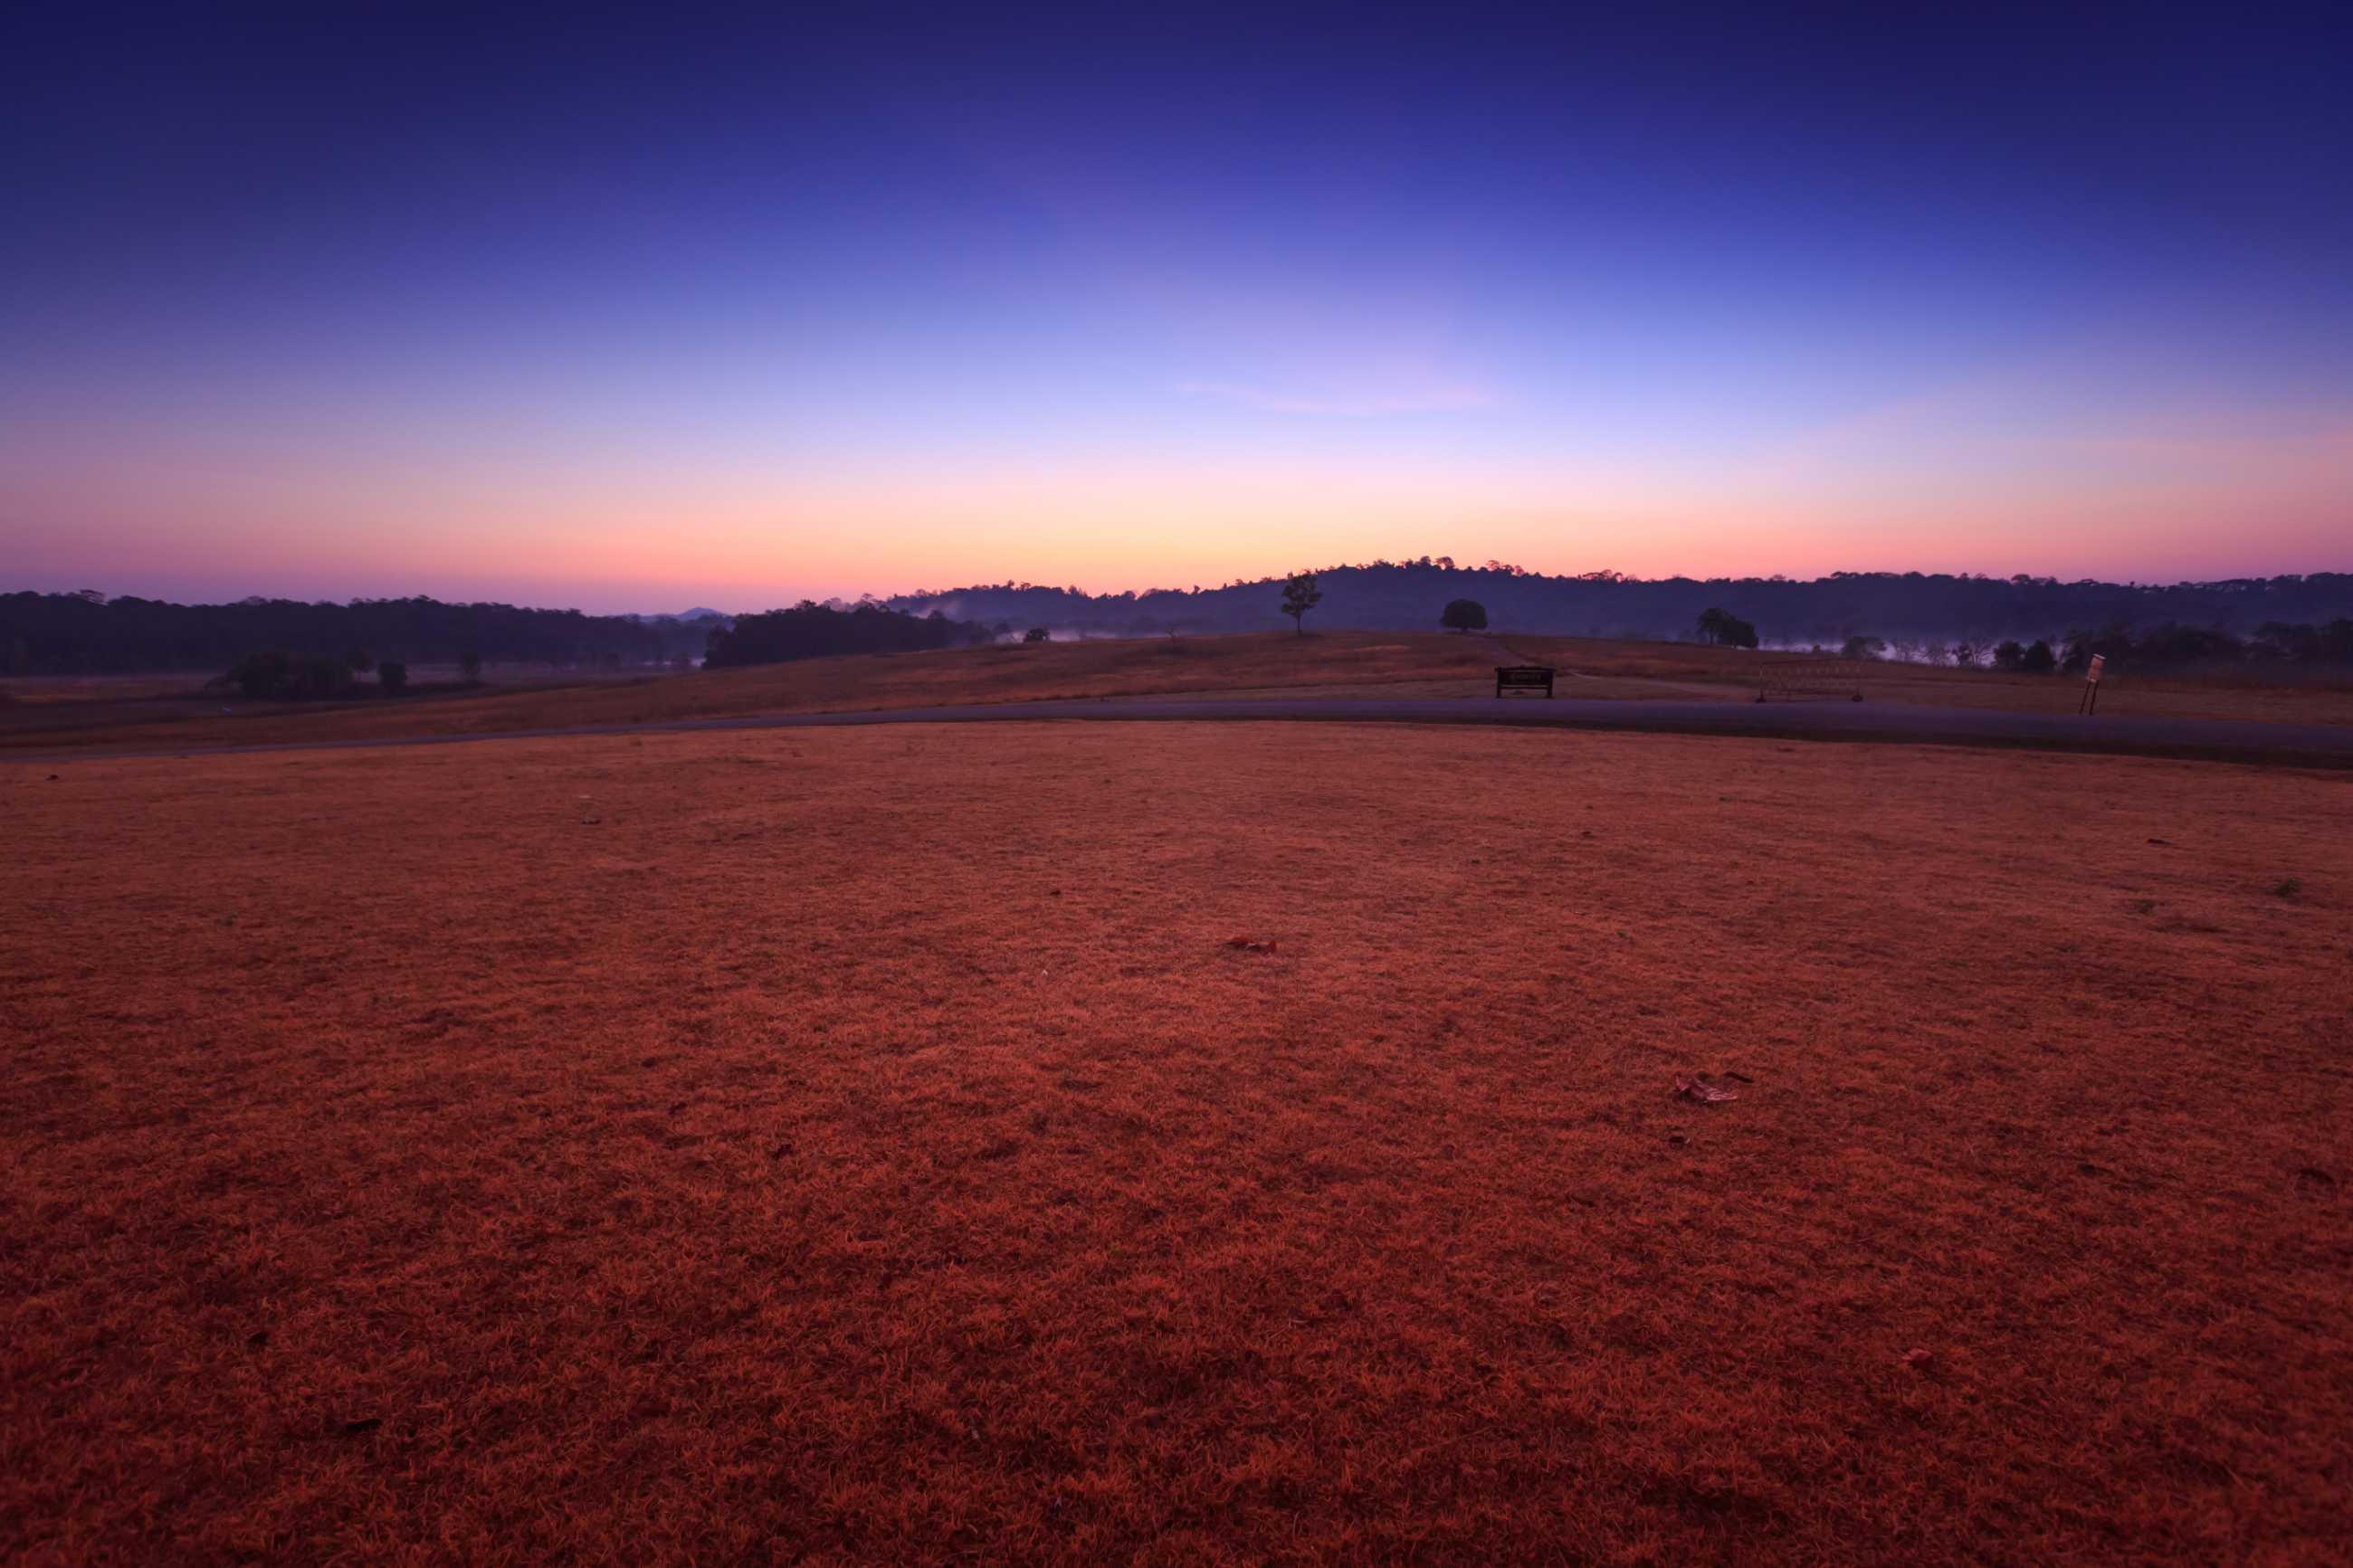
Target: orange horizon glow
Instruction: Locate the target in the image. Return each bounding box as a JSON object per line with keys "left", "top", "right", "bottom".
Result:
{"left": 8, "top": 403, "right": 2347, "bottom": 612}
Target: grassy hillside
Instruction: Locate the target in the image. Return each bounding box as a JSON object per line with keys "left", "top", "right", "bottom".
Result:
{"left": 6, "top": 631, "right": 2350, "bottom": 755}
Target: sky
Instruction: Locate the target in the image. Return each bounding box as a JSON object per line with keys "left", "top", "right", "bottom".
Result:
{"left": 3, "top": 1, "right": 2348, "bottom": 613}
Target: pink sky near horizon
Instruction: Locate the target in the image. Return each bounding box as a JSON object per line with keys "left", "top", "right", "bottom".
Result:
{"left": 7, "top": 401, "right": 2347, "bottom": 613}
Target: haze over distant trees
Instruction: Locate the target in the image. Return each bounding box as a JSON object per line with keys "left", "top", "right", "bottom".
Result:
{"left": 891, "top": 561, "right": 2353, "bottom": 656}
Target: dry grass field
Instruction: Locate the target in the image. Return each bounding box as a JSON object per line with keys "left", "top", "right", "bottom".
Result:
{"left": 8, "top": 632, "right": 2349, "bottom": 756}
{"left": 5, "top": 723, "right": 2349, "bottom": 1563}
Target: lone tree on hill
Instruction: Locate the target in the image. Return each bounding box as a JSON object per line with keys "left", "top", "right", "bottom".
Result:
{"left": 1440, "top": 598, "right": 1488, "bottom": 632}
{"left": 1280, "top": 571, "right": 1322, "bottom": 636}
{"left": 1696, "top": 606, "right": 1758, "bottom": 648}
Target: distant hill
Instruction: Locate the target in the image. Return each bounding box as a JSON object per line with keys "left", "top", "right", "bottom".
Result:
{"left": 891, "top": 562, "right": 2353, "bottom": 651}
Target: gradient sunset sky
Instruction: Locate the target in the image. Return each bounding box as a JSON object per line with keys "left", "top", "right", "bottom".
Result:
{"left": 5, "top": 3, "right": 2348, "bottom": 612}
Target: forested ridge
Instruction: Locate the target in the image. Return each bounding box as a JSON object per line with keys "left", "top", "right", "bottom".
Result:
{"left": 0, "top": 592, "right": 718, "bottom": 675}
{"left": 11, "top": 562, "right": 2353, "bottom": 676}
{"left": 891, "top": 562, "right": 2353, "bottom": 651}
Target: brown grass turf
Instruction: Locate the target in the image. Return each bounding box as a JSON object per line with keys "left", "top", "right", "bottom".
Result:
{"left": 9, "top": 632, "right": 2349, "bottom": 755}
{"left": 5, "top": 724, "right": 2350, "bottom": 1563}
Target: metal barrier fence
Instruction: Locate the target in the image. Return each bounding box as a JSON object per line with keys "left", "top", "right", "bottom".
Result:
{"left": 1755, "top": 660, "right": 1864, "bottom": 702}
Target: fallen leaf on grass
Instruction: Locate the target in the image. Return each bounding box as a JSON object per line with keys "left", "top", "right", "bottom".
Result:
{"left": 1901, "top": 1348, "right": 1936, "bottom": 1370}
{"left": 1674, "top": 1078, "right": 1738, "bottom": 1104}
{"left": 1224, "top": 936, "right": 1279, "bottom": 954}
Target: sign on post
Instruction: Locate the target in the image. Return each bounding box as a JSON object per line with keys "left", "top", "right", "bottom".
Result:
{"left": 1495, "top": 664, "right": 1555, "bottom": 698}
{"left": 2079, "top": 652, "right": 2106, "bottom": 716}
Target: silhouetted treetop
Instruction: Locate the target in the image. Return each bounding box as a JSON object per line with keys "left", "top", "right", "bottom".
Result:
{"left": 701, "top": 602, "right": 990, "bottom": 667}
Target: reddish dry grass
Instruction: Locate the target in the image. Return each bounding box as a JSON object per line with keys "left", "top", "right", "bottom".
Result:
{"left": 5, "top": 725, "right": 2350, "bottom": 1563}
{"left": 11, "top": 632, "right": 2349, "bottom": 755}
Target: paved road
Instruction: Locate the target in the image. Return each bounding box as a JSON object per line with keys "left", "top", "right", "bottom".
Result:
{"left": 13, "top": 697, "right": 2353, "bottom": 769}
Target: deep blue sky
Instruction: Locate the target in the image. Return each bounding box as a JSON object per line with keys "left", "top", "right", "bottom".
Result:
{"left": 5, "top": 2, "right": 2348, "bottom": 609}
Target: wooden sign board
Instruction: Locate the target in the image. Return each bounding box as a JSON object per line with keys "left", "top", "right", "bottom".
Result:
{"left": 2079, "top": 652, "right": 2107, "bottom": 715}
{"left": 1494, "top": 665, "right": 1555, "bottom": 698}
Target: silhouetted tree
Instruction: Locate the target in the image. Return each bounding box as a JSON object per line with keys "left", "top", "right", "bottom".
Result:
{"left": 347, "top": 649, "right": 375, "bottom": 673}
{"left": 215, "top": 650, "right": 353, "bottom": 699}
{"left": 1696, "top": 607, "right": 1758, "bottom": 648}
{"left": 1280, "top": 572, "right": 1322, "bottom": 636}
{"left": 1024, "top": 626, "right": 1051, "bottom": 643}
{"left": 2020, "top": 639, "right": 2057, "bottom": 674}
{"left": 459, "top": 650, "right": 483, "bottom": 682}
{"left": 1992, "top": 640, "right": 2026, "bottom": 670}
{"left": 377, "top": 660, "right": 408, "bottom": 694}
{"left": 1441, "top": 598, "right": 1488, "bottom": 632}
{"left": 1841, "top": 634, "right": 1888, "bottom": 660}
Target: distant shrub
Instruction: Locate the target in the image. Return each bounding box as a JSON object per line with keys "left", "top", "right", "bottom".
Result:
{"left": 1703, "top": 606, "right": 1759, "bottom": 649}
{"left": 1024, "top": 627, "right": 1051, "bottom": 643}
{"left": 282, "top": 654, "right": 355, "bottom": 698}
{"left": 1696, "top": 607, "right": 1758, "bottom": 648}
{"left": 221, "top": 650, "right": 292, "bottom": 698}
{"left": 377, "top": 660, "right": 409, "bottom": 695}
{"left": 216, "top": 650, "right": 353, "bottom": 699}
{"left": 1441, "top": 598, "right": 1488, "bottom": 632}
{"left": 459, "top": 650, "right": 483, "bottom": 682}
{"left": 1841, "top": 635, "right": 1887, "bottom": 661}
